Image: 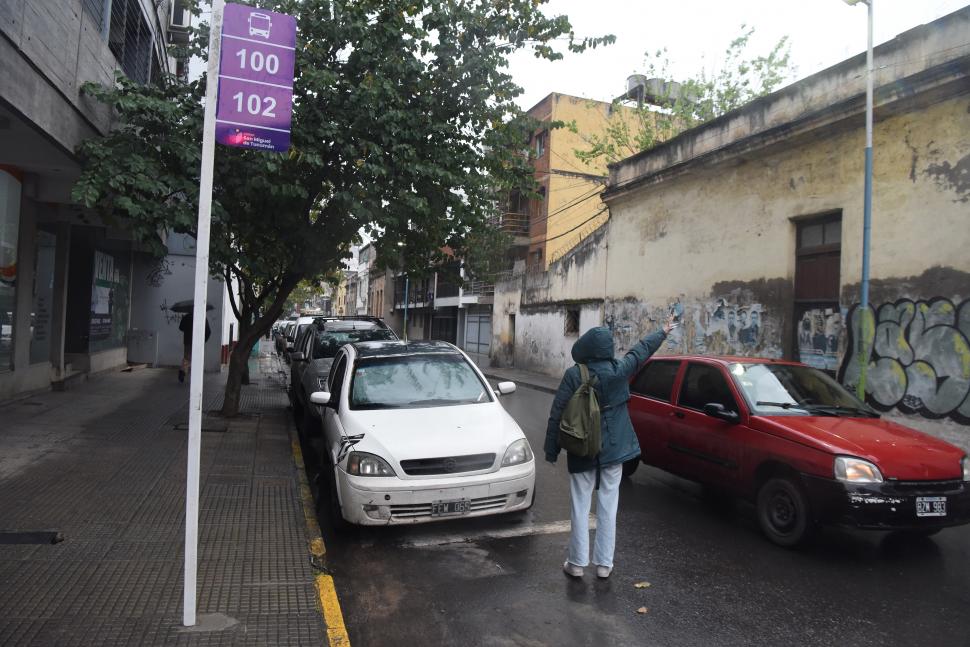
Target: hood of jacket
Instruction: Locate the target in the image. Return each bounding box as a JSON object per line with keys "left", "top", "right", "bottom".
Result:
{"left": 571, "top": 327, "right": 614, "bottom": 363}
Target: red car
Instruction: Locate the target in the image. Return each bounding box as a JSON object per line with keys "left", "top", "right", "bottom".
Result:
{"left": 627, "top": 356, "right": 970, "bottom": 546}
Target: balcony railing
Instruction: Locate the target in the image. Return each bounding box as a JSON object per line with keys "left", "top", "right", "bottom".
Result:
{"left": 463, "top": 281, "right": 494, "bottom": 297}
{"left": 489, "top": 212, "right": 529, "bottom": 236}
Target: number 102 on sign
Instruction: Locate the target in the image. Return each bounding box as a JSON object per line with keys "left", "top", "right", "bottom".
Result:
{"left": 232, "top": 92, "right": 277, "bottom": 118}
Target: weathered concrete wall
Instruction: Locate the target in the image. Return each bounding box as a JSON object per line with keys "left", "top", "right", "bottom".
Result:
{"left": 0, "top": 0, "right": 117, "bottom": 150}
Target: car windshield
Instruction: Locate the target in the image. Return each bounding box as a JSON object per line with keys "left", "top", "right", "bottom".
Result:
{"left": 312, "top": 328, "right": 396, "bottom": 359}
{"left": 728, "top": 363, "right": 878, "bottom": 417}
{"left": 349, "top": 353, "right": 492, "bottom": 410}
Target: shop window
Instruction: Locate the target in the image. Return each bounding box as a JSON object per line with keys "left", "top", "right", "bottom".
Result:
{"left": 0, "top": 170, "right": 21, "bottom": 372}
{"left": 88, "top": 249, "right": 131, "bottom": 353}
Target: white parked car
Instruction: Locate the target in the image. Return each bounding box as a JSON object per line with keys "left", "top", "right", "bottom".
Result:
{"left": 309, "top": 340, "right": 536, "bottom": 526}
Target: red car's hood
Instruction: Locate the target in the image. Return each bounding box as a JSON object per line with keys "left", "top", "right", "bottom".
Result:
{"left": 755, "top": 415, "right": 965, "bottom": 480}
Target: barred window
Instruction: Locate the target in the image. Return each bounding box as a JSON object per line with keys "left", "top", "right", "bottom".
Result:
{"left": 109, "top": 0, "right": 153, "bottom": 84}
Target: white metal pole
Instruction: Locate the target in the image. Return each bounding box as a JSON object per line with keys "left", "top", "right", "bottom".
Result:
{"left": 184, "top": 0, "right": 224, "bottom": 627}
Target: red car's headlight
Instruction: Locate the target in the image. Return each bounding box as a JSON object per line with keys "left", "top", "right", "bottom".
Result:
{"left": 834, "top": 456, "right": 884, "bottom": 484}
{"left": 962, "top": 456, "right": 969, "bottom": 482}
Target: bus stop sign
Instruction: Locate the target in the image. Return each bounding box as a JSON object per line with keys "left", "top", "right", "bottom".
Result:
{"left": 215, "top": 3, "right": 296, "bottom": 152}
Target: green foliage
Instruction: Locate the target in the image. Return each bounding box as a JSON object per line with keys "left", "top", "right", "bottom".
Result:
{"left": 72, "top": 0, "right": 611, "bottom": 412}
{"left": 576, "top": 26, "right": 794, "bottom": 166}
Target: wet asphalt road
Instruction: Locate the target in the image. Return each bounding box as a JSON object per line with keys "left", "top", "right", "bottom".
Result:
{"left": 302, "top": 385, "right": 970, "bottom": 647}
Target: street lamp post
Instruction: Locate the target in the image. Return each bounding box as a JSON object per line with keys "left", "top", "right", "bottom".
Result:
{"left": 844, "top": 0, "right": 874, "bottom": 400}
{"left": 398, "top": 242, "right": 408, "bottom": 342}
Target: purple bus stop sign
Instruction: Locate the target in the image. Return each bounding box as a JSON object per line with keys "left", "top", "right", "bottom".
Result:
{"left": 215, "top": 3, "right": 296, "bottom": 152}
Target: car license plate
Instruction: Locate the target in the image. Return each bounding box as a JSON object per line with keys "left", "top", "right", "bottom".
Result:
{"left": 916, "top": 496, "right": 946, "bottom": 517}
{"left": 431, "top": 499, "right": 469, "bottom": 517}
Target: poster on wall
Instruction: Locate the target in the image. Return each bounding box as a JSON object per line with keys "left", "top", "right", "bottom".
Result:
{"left": 797, "top": 307, "right": 842, "bottom": 372}
{"left": 89, "top": 250, "right": 130, "bottom": 351}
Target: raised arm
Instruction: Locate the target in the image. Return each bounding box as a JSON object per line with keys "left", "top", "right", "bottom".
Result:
{"left": 616, "top": 313, "right": 677, "bottom": 379}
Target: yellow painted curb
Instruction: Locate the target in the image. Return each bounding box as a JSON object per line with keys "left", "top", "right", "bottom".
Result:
{"left": 288, "top": 421, "right": 350, "bottom": 646}
{"left": 317, "top": 573, "right": 351, "bottom": 647}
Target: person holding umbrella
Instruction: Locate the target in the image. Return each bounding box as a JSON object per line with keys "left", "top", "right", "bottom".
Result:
{"left": 172, "top": 301, "right": 212, "bottom": 383}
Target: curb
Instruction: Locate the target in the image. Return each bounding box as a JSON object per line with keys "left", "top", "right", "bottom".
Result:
{"left": 288, "top": 419, "right": 351, "bottom": 647}
{"left": 482, "top": 371, "right": 558, "bottom": 395}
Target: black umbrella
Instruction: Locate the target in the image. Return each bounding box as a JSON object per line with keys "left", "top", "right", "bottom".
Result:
{"left": 170, "top": 300, "right": 215, "bottom": 313}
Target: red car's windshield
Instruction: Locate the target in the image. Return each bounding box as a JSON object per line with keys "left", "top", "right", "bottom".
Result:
{"left": 729, "top": 363, "right": 877, "bottom": 417}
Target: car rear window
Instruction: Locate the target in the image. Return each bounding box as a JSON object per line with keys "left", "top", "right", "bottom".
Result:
{"left": 631, "top": 360, "right": 680, "bottom": 402}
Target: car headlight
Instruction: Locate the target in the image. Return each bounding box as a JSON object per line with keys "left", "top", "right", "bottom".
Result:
{"left": 834, "top": 456, "right": 883, "bottom": 484}
{"left": 962, "top": 456, "right": 969, "bottom": 482}
{"left": 346, "top": 452, "right": 396, "bottom": 477}
{"left": 502, "top": 439, "right": 534, "bottom": 467}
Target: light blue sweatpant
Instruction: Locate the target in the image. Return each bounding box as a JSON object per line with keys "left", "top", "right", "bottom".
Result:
{"left": 567, "top": 463, "right": 623, "bottom": 568}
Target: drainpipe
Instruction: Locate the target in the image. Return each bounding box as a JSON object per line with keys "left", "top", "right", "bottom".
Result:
{"left": 857, "top": 0, "right": 874, "bottom": 400}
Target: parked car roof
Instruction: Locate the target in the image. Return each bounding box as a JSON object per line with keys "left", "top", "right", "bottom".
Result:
{"left": 352, "top": 340, "right": 460, "bottom": 358}
{"left": 652, "top": 355, "right": 804, "bottom": 367}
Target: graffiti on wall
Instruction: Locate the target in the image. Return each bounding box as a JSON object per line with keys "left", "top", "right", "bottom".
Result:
{"left": 798, "top": 308, "right": 842, "bottom": 372}
{"left": 839, "top": 298, "right": 970, "bottom": 423}
{"left": 605, "top": 294, "right": 782, "bottom": 359}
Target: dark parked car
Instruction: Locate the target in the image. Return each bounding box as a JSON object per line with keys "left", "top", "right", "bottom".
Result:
{"left": 289, "top": 316, "right": 397, "bottom": 434}
{"left": 275, "top": 319, "right": 297, "bottom": 357}
{"left": 627, "top": 356, "right": 970, "bottom": 546}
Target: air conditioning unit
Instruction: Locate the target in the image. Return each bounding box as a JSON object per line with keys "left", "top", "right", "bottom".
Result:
{"left": 169, "top": 0, "right": 190, "bottom": 30}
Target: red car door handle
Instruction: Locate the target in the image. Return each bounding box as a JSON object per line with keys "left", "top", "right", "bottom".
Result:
{"left": 672, "top": 411, "right": 685, "bottom": 419}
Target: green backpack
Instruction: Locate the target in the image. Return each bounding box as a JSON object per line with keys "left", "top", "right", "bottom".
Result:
{"left": 558, "top": 364, "right": 601, "bottom": 458}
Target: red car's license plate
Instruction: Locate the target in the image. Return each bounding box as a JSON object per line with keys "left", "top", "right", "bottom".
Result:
{"left": 916, "top": 496, "right": 946, "bottom": 517}
{"left": 431, "top": 499, "right": 469, "bottom": 517}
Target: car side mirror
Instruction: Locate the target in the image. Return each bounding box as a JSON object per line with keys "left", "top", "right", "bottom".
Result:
{"left": 310, "top": 391, "right": 332, "bottom": 406}
{"left": 703, "top": 402, "right": 739, "bottom": 423}
{"left": 290, "top": 352, "right": 305, "bottom": 362}
{"left": 496, "top": 381, "right": 516, "bottom": 395}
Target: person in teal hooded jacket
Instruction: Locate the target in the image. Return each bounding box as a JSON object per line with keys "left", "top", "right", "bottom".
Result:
{"left": 545, "top": 315, "right": 675, "bottom": 579}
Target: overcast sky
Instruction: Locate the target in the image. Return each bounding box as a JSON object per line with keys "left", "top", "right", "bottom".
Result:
{"left": 506, "top": 0, "right": 968, "bottom": 110}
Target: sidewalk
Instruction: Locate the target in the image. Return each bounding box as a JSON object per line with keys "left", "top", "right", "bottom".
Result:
{"left": 0, "top": 342, "right": 330, "bottom": 646}
{"left": 467, "top": 352, "right": 561, "bottom": 395}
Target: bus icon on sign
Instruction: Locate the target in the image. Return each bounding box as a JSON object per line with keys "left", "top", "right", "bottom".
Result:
{"left": 248, "top": 12, "right": 272, "bottom": 38}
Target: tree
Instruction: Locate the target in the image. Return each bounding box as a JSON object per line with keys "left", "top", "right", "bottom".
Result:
{"left": 73, "top": 0, "right": 612, "bottom": 415}
{"left": 576, "top": 26, "right": 794, "bottom": 166}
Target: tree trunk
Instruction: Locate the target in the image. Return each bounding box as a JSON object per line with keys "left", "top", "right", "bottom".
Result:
{"left": 220, "top": 273, "right": 301, "bottom": 416}
{"left": 220, "top": 319, "right": 267, "bottom": 415}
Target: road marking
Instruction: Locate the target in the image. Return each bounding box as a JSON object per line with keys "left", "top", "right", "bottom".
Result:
{"left": 316, "top": 573, "right": 351, "bottom": 647}
{"left": 288, "top": 417, "right": 350, "bottom": 646}
{"left": 397, "top": 518, "right": 594, "bottom": 549}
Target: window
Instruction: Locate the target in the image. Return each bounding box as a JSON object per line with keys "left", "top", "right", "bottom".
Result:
{"left": 677, "top": 363, "right": 738, "bottom": 412}
{"left": 564, "top": 309, "right": 580, "bottom": 335}
{"left": 328, "top": 354, "right": 348, "bottom": 399}
{"left": 0, "top": 170, "right": 21, "bottom": 371}
{"left": 631, "top": 360, "right": 680, "bottom": 402}
{"left": 534, "top": 131, "right": 547, "bottom": 158}
{"left": 311, "top": 327, "right": 394, "bottom": 360}
{"left": 349, "top": 354, "right": 491, "bottom": 410}
{"left": 109, "top": 0, "right": 153, "bottom": 84}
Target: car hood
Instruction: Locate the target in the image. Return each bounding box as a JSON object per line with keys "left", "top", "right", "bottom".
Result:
{"left": 755, "top": 415, "right": 965, "bottom": 480}
{"left": 342, "top": 402, "right": 526, "bottom": 473}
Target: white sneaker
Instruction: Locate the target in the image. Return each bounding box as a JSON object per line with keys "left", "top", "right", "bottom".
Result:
{"left": 563, "top": 561, "right": 584, "bottom": 578}
{"left": 595, "top": 565, "right": 612, "bottom": 579}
